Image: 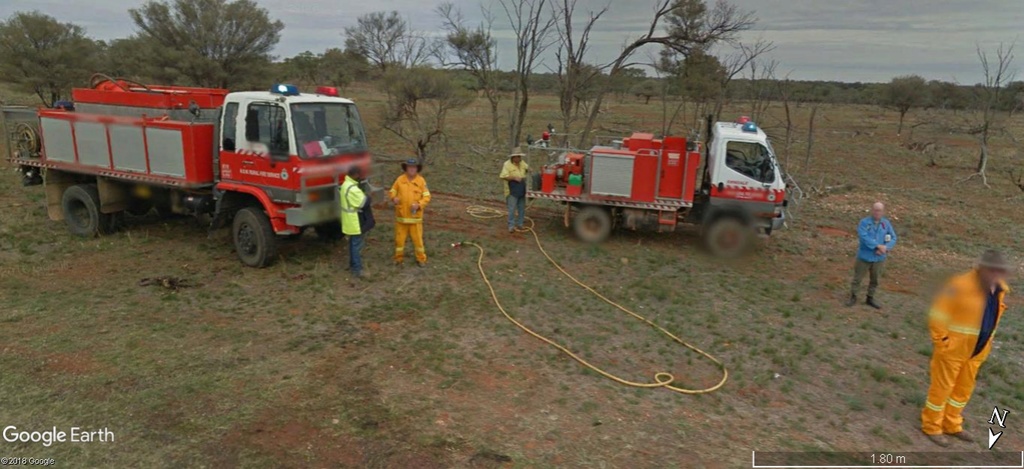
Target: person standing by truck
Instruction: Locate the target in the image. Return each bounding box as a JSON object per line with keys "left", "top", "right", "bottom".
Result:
{"left": 340, "top": 166, "right": 369, "bottom": 278}
{"left": 390, "top": 159, "right": 431, "bottom": 266}
{"left": 846, "top": 202, "right": 898, "bottom": 309}
{"left": 500, "top": 149, "right": 529, "bottom": 233}
{"left": 921, "top": 250, "right": 1012, "bottom": 446}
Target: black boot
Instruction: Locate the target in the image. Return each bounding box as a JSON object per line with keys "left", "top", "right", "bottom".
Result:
{"left": 866, "top": 296, "right": 882, "bottom": 309}
{"left": 844, "top": 295, "right": 857, "bottom": 307}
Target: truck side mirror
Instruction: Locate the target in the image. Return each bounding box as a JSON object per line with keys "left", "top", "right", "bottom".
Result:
{"left": 245, "top": 109, "right": 259, "bottom": 142}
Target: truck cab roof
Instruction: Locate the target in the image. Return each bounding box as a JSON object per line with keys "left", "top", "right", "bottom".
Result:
{"left": 714, "top": 121, "right": 768, "bottom": 142}
{"left": 226, "top": 91, "right": 356, "bottom": 105}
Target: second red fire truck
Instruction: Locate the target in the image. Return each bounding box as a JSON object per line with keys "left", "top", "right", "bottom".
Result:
{"left": 528, "top": 116, "right": 787, "bottom": 256}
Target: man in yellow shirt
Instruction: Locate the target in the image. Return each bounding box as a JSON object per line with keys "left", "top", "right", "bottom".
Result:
{"left": 499, "top": 150, "right": 529, "bottom": 233}
{"left": 390, "top": 159, "right": 431, "bottom": 266}
{"left": 921, "top": 250, "right": 1012, "bottom": 446}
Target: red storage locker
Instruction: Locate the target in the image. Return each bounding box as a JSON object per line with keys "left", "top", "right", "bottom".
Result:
{"left": 630, "top": 151, "right": 659, "bottom": 202}
{"left": 682, "top": 150, "right": 701, "bottom": 203}
{"left": 626, "top": 133, "right": 654, "bottom": 151}
{"left": 659, "top": 137, "right": 687, "bottom": 199}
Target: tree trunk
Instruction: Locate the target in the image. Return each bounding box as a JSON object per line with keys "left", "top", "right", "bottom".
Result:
{"left": 489, "top": 97, "right": 500, "bottom": 143}
{"left": 514, "top": 92, "right": 529, "bottom": 146}
{"left": 804, "top": 106, "right": 818, "bottom": 172}
{"left": 977, "top": 136, "right": 989, "bottom": 173}
{"left": 897, "top": 110, "right": 906, "bottom": 135}
{"left": 783, "top": 100, "right": 793, "bottom": 167}
{"left": 578, "top": 90, "right": 607, "bottom": 148}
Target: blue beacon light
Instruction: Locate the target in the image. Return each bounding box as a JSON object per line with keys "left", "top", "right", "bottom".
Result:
{"left": 271, "top": 83, "right": 300, "bottom": 96}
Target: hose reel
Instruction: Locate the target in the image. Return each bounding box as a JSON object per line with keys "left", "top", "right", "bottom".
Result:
{"left": 12, "top": 122, "right": 40, "bottom": 158}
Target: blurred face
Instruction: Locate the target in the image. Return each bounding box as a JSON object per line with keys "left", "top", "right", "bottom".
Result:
{"left": 979, "top": 266, "right": 1009, "bottom": 288}
{"left": 871, "top": 203, "right": 885, "bottom": 221}
{"left": 511, "top": 155, "right": 522, "bottom": 165}
{"left": 405, "top": 165, "right": 418, "bottom": 177}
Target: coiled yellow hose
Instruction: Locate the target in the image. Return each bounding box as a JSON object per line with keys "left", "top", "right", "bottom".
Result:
{"left": 464, "top": 205, "right": 728, "bottom": 394}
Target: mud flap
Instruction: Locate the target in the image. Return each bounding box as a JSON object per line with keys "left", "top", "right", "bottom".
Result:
{"left": 44, "top": 169, "right": 77, "bottom": 221}
{"left": 97, "top": 177, "right": 129, "bottom": 214}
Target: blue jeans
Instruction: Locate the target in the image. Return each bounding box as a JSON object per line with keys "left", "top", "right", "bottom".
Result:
{"left": 506, "top": 195, "right": 525, "bottom": 229}
{"left": 348, "top": 234, "right": 364, "bottom": 274}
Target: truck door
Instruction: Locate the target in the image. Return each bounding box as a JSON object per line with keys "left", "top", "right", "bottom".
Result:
{"left": 709, "top": 139, "right": 783, "bottom": 208}
{"left": 219, "top": 99, "right": 298, "bottom": 197}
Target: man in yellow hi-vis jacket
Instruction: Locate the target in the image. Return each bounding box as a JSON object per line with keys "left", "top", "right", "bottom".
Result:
{"left": 921, "top": 250, "right": 1012, "bottom": 446}
{"left": 390, "top": 159, "right": 431, "bottom": 266}
{"left": 339, "top": 166, "right": 368, "bottom": 278}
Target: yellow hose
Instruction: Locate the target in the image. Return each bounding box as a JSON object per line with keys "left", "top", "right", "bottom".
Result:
{"left": 464, "top": 205, "right": 728, "bottom": 394}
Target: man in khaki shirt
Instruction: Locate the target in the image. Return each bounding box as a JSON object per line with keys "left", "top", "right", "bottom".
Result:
{"left": 499, "top": 150, "right": 529, "bottom": 233}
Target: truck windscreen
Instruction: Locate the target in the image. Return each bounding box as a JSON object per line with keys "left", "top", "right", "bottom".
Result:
{"left": 291, "top": 103, "right": 367, "bottom": 158}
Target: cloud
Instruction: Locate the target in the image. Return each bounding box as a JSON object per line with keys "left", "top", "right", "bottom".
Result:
{"left": 1, "top": 0, "right": 1020, "bottom": 83}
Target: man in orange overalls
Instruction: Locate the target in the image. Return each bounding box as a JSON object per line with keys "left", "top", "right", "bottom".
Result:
{"left": 921, "top": 250, "right": 1012, "bottom": 446}
{"left": 390, "top": 159, "right": 431, "bottom": 266}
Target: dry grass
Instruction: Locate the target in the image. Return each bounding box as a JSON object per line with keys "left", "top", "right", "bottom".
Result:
{"left": 1, "top": 84, "right": 1022, "bottom": 467}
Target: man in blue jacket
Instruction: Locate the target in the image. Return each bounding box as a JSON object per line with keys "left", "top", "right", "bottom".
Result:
{"left": 846, "top": 202, "right": 898, "bottom": 309}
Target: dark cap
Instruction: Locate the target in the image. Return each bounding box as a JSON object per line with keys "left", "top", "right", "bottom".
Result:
{"left": 401, "top": 158, "right": 423, "bottom": 172}
{"left": 978, "top": 250, "right": 1013, "bottom": 271}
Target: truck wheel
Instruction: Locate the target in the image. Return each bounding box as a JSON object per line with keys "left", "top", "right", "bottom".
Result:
{"left": 573, "top": 206, "right": 612, "bottom": 243}
{"left": 704, "top": 216, "right": 752, "bottom": 258}
{"left": 232, "top": 207, "right": 277, "bottom": 268}
{"left": 62, "top": 184, "right": 116, "bottom": 237}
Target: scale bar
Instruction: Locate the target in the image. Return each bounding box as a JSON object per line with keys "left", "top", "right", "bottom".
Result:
{"left": 752, "top": 451, "right": 1024, "bottom": 468}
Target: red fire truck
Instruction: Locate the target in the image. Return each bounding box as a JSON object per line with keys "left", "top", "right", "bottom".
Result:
{"left": 3, "top": 75, "right": 371, "bottom": 267}
{"left": 529, "top": 117, "right": 787, "bottom": 256}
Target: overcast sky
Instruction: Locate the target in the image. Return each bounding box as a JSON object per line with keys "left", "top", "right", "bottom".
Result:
{"left": 2, "top": 0, "right": 1021, "bottom": 83}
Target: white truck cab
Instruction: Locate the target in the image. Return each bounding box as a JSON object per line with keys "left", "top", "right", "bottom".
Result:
{"left": 704, "top": 119, "right": 787, "bottom": 234}
{"left": 220, "top": 88, "right": 367, "bottom": 160}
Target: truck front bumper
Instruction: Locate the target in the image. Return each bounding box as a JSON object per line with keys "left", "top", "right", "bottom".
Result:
{"left": 283, "top": 181, "right": 386, "bottom": 228}
{"left": 284, "top": 201, "right": 340, "bottom": 227}
{"left": 771, "top": 211, "right": 786, "bottom": 231}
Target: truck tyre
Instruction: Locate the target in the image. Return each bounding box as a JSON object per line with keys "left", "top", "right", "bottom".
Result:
{"left": 232, "top": 207, "right": 277, "bottom": 268}
{"left": 704, "top": 216, "right": 752, "bottom": 258}
{"left": 573, "top": 206, "right": 612, "bottom": 243}
{"left": 62, "top": 184, "right": 116, "bottom": 237}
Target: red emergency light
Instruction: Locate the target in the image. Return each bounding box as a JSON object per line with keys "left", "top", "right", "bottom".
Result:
{"left": 736, "top": 116, "right": 751, "bottom": 124}
{"left": 316, "top": 86, "right": 339, "bottom": 97}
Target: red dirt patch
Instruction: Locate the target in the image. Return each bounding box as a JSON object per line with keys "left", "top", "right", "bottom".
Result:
{"left": 43, "top": 352, "right": 100, "bottom": 375}
{"left": 818, "top": 226, "right": 852, "bottom": 237}
{"left": 218, "top": 411, "right": 365, "bottom": 468}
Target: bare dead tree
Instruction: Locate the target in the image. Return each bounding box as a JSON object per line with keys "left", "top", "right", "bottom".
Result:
{"left": 711, "top": 39, "right": 774, "bottom": 122}
{"left": 804, "top": 105, "right": 818, "bottom": 172}
{"left": 499, "top": 0, "right": 558, "bottom": 147}
{"left": 777, "top": 76, "right": 795, "bottom": 167}
{"left": 553, "top": 0, "right": 609, "bottom": 136}
{"left": 959, "top": 42, "right": 1016, "bottom": 188}
{"left": 576, "top": 0, "right": 756, "bottom": 148}
{"left": 437, "top": 3, "right": 503, "bottom": 142}
{"left": 747, "top": 56, "right": 778, "bottom": 123}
